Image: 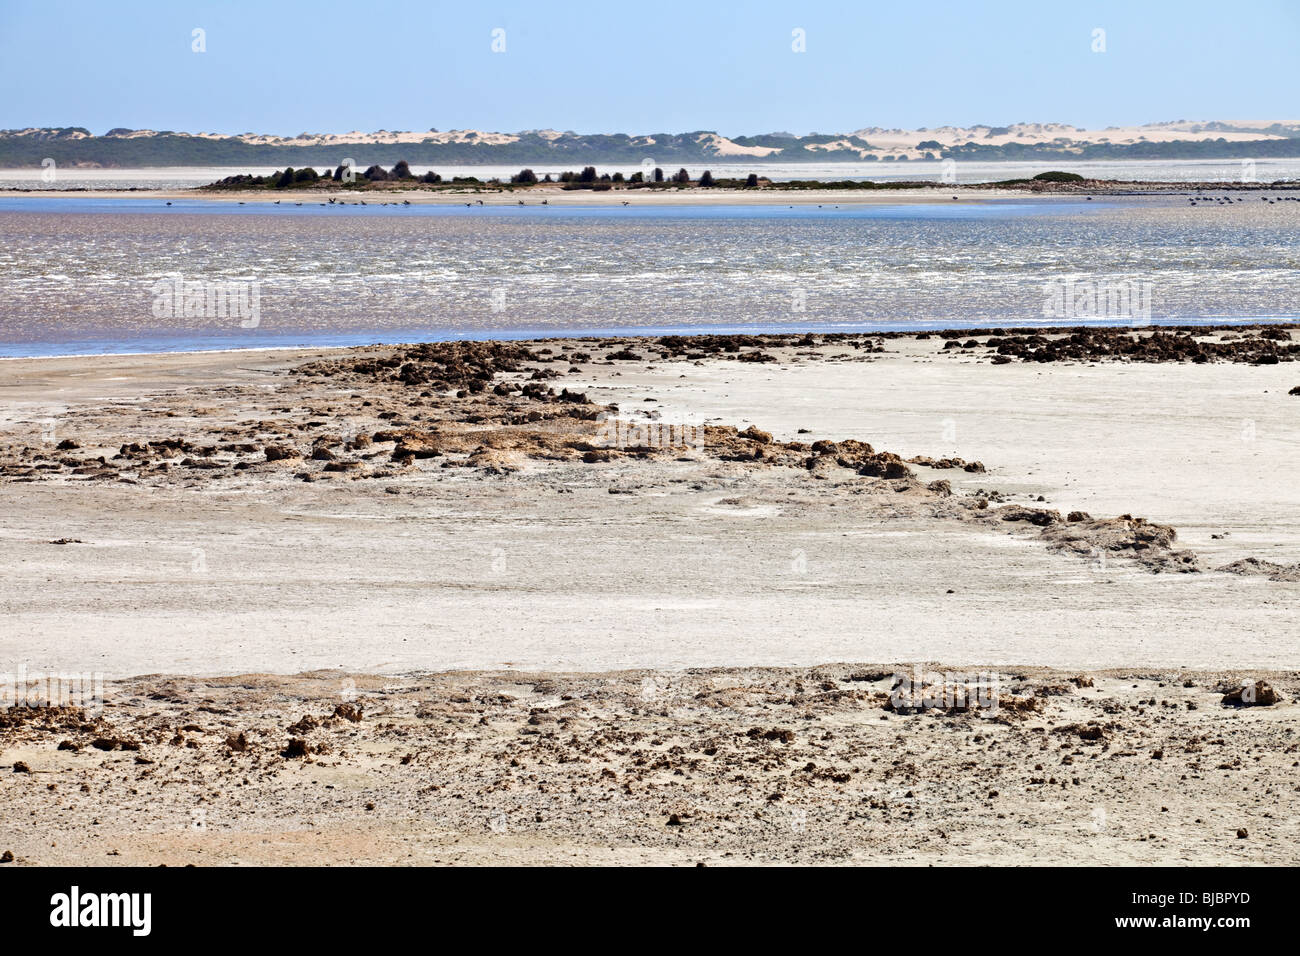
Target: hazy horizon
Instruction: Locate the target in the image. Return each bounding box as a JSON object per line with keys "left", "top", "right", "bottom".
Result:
{"left": 6, "top": 119, "right": 1300, "bottom": 140}
{"left": 2, "top": 0, "right": 1298, "bottom": 138}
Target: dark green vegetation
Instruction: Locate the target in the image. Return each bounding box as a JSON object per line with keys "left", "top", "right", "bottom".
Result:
{"left": 200, "top": 163, "right": 1300, "bottom": 194}
{"left": 7, "top": 125, "right": 1300, "bottom": 168}
{"left": 203, "top": 164, "right": 774, "bottom": 192}
{"left": 207, "top": 163, "right": 443, "bottom": 190}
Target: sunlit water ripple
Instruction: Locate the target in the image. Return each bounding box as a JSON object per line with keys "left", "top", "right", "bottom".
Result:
{"left": 0, "top": 196, "right": 1297, "bottom": 356}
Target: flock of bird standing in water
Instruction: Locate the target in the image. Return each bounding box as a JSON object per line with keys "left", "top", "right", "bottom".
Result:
{"left": 159, "top": 191, "right": 1300, "bottom": 210}
{"left": 162, "top": 196, "right": 634, "bottom": 208}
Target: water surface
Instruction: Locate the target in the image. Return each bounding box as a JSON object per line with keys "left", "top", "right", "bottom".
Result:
{"left": 1, "top": 195, "right": 1296, "bottom": 357}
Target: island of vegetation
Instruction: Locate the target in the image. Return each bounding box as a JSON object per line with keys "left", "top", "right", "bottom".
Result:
{"left": 197, "top": 165, "right": 1299, "bottom": 196}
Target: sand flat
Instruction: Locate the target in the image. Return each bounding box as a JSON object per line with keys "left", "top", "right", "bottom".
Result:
{"left": 2, "top": 332, "right": 1297, "bottom": 867}
{"left": 0, "top": 334, "right": 1297, "bottom": 677}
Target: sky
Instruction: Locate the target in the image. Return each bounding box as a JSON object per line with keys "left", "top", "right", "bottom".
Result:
{"left": 1, "top": 0, "right": 1298, "bottom": 137}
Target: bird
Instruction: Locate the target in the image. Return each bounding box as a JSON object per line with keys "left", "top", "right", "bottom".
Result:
{"left": 541, "top": 199, "right": 548, "bottom": 205}
{"left": 274, "top": 200, "right": 280, "bottom": 205}
{"left": 165, "top": 201, "right": 172, "bottom": 206}
{"left": 518, "top": 200, "right": 525, "bottom": 205}
{"left": 622, "top": 201, "right": 629, "bottom": 206}
{"left": 402, "top": 200, "right": 410, "bottom": 205}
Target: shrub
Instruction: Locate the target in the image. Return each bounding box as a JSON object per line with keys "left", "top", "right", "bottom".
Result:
{"left": 1032, "top": 170, "right": 1085, "bottom": 182}
{"left": 698, "top": 170, "right": 715, "bottom": 187}
{"left": 511, "top": 168, "right": 538, "bottom": 185}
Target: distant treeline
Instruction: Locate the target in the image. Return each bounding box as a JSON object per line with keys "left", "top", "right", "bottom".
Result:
{"left": 5, "top": 128, "right": 1300, "bottom": 168}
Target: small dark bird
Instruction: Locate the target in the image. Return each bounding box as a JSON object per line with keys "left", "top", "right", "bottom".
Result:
{"left": 165, "top": 201, "right": 171, "bottom": 206}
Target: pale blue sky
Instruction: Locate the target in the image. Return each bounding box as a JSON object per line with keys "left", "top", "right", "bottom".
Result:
{"left": 1, "top": 0, "right": 1297, "bottom": 136}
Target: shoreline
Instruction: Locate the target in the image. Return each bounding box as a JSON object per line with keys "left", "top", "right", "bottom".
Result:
{"left": 3, "top": 319, "right": 1299, "bottom": 362}
{"left": 4, "top": 176, "right": 1299, "bottom": 207}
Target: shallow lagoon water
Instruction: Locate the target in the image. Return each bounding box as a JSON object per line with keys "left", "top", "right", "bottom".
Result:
{"left": 1, "top": 195, "right": 1296, "bottom": 356}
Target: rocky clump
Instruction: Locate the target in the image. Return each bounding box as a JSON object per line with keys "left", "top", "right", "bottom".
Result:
{"left": 1216, "top": 557, "right": 1300, "bottom": 582}
{"left": 1220, "top": 680, "right": 1279, "bottom": 707}
{"left": 954, "top": 327, "right": 1300, "bottom": 365}
{"left": 297, "top": 340, "right": 547, "bottom": 393}
{"left": 908, "top": 455, "right": 985, "bottom": 473}
{"left": 1034, "top": 512, "right": 1201, "bottom": 573}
